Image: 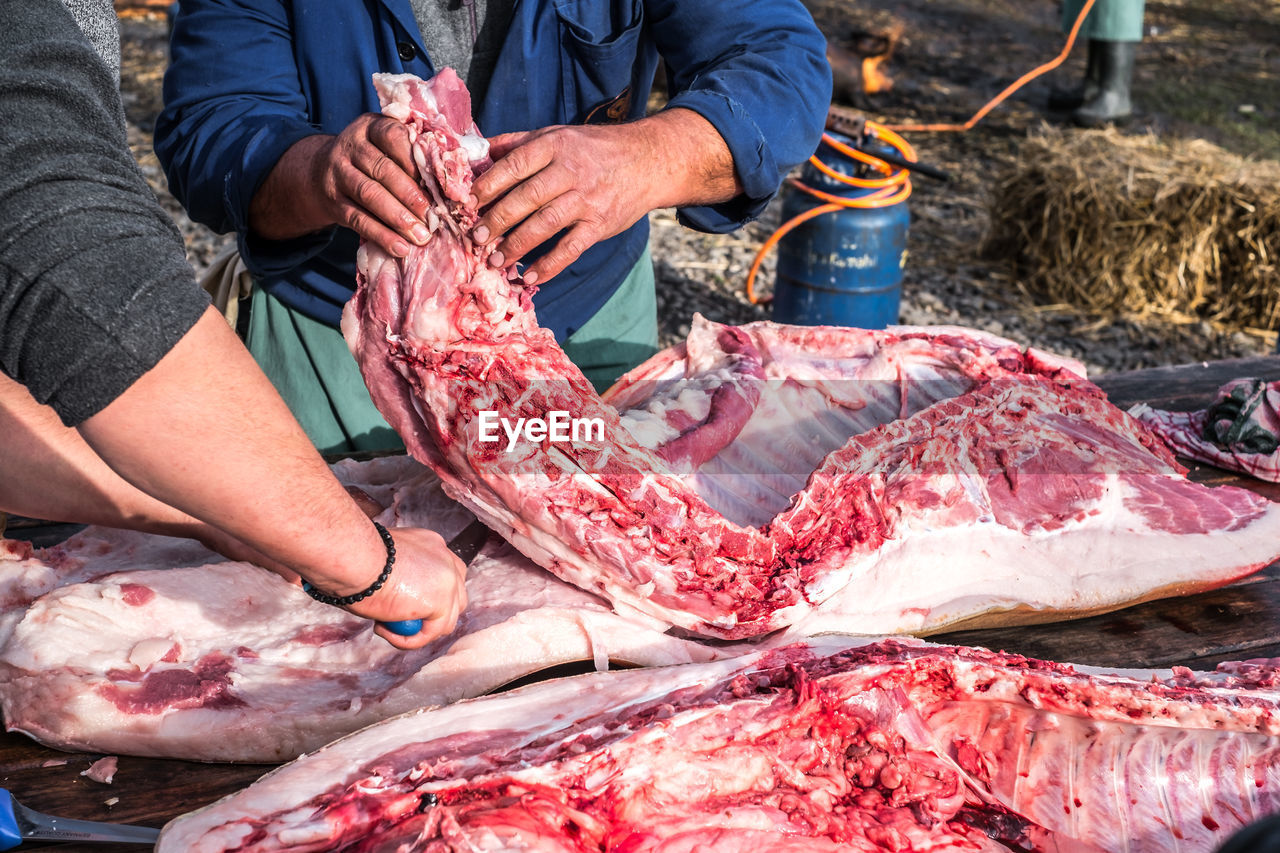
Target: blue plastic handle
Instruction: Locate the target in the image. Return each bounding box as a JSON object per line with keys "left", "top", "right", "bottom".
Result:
{"left": 0, "top": 790, "right": 23, "bottom": 850}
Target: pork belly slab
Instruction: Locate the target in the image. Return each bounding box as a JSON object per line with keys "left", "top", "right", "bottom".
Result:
{"left": 344, "top": 69, "right": 1280, "bottom": 641}
{"left": 0, "top": 457, "right": 726, "bottom": 762}
{"left": 157, "top": 636, "right": 1280, "bottom": 852}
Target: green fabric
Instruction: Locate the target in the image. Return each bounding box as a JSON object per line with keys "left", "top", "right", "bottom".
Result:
{"left": 245, "top": 248, "right": 658, "bottom": 454}
{"left": 562, "top": 245, "right": 660, "bottom": 392}
{"left": 1062, "top": 0, "right": 1145, "bottom": 42}
{"left": 245, "top": 284, "right": 403, "bottom": 455}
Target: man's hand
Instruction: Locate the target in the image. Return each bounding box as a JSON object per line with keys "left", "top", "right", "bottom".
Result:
{"left": 471, "top": 108, "right": 743, "bottom": 285}
{"left": 249, "top": 114, "right": 432, "bottom": 258}
{"left": 344, "top": 527, "right": 469, "bottom": 650}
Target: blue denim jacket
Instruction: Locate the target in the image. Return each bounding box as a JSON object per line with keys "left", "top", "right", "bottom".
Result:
{"left": 155, "top": 0, "right": 831, "bottom": 339}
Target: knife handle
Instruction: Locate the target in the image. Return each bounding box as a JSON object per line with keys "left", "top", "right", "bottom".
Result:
{"left": 381, "top": 619, "right": 423, "bottom": 636}
{"left": 0, "top": 790, "right": 21, "bottom": 851}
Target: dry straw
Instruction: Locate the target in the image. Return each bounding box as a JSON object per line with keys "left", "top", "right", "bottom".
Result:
{"left": 983, "top": 127, "right": 1280, "bottom": 336}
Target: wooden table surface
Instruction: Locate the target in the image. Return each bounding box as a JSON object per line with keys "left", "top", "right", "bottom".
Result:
{"left": 4, "top": 355, "right": 1280, "bottom": 851}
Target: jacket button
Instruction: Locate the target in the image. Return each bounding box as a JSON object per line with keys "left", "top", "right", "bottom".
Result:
{"left": 397, "top": 41, "right": 417, "bottom": 62}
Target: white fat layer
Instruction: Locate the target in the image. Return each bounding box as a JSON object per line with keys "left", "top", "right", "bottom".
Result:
{"left": 458, "top": 132, "right": 489, "bottom": 162}
{"left": 372, "top": 72, "right": 436, "bottom": 120}
{"left": 126, "top": 638, "right": 174, "bottom": 671}
{"left": 796, "top": 495, "right": 1280, "bottom": 636}
{"left": 619, "top": 384, "right": 717, "bottom": 450}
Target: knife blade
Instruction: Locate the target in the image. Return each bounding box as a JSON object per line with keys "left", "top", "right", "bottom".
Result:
{"left": 381, "top": 519, "right": 490, "bottom": 636}
{"left": 0, "top": 788, "right": 159, "bottom": 849}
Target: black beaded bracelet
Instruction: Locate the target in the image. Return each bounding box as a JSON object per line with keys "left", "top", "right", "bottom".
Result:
{"left": 302, "top": 521, "right": 397, "bottom": 607}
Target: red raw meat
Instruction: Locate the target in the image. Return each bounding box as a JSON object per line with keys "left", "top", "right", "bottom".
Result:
{"left": 157, "top": 636, "right": 1280, "bottom": 852}
{"left": 343, "top": 70, "right": 1280, "bottom": 640}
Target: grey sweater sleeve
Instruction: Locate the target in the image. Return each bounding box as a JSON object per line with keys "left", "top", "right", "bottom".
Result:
{"left": 0, "top": 0, "right": 210, "bottom": 426}
{"left": 61, "top": 0, "right": 121, "bottom": 84}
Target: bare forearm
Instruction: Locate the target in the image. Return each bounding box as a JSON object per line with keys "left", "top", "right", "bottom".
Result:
{"left": 9, "top": 306, "right": 467, "bottom": 648}
{"left": 0, "top": 372, "right": 300, "bottom": 575}
{"left": 248, "top": 134, "right": 336, "bottom": 241}
{"left": 77, "top": 307, "right": 384, "bottom": 596}
{"left": 642, "top": 107, "right": 743, "bottom": 209}
{"left": 0, "top": 372, "right": 204, "bottom": 539}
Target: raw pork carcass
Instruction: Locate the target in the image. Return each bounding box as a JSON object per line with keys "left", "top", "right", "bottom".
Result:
{"left": 344, "top": 69, "right": 1280, "bottom": 640}
{"left": 0, "top": 457, "right": 728, "bottom": 762}
{"left": 0, "top": 520, "right": 223, "bottom": 649}
{"left": 156, "top": 635, "right": 1280, "bottom": 852}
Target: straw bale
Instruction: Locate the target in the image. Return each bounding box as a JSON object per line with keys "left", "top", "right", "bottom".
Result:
{"left": 982, "top": 127, "right": 1280, "bottom": 334}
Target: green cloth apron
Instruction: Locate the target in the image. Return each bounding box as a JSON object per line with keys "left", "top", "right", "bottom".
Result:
{"left": 1062, "top": 0, "right": 1145, "bottom": 41}
{"left": 245, "top": 247, "right": 659, "bottom": 455}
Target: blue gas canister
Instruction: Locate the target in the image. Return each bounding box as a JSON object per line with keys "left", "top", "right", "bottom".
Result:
{"left": 770, "top": 132, "right": 911, "bottom": 329}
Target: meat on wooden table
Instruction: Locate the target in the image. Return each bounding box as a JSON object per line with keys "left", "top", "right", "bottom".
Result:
{"left": 157, "top": 635, "right": 1280, "bottom": 852}
{"left": 344, "top": 68, "right": 1280, "bottom": 641}
{"left": 0, "top": 457, "right": 728, "bottom": 762}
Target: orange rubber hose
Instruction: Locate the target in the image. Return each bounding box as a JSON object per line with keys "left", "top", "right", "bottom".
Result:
{"left": 746, "top": 123, "right": 913, "bottom": 305}
{"left": 888, "top": 0, "right": 1097, "bottom": 133}
{"left": 745, "top": 201, "right": 841, "bottom": 305}
{"left": 744, "top": 0, "right": 1098, "bottom": 304}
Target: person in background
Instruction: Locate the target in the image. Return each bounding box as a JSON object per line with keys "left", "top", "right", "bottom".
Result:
{"left": 155, "top": 0, "right": 832, "bottom": 454}
{"left": 1049, "top": 0, "right": 1145, "bottom": 126}
{"left": 0, "top": 0, "right": 466, "bottom": 650}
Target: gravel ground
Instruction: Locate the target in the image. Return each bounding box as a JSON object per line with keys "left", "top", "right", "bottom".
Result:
{"left": 119, "top": 3, "right": 1279, "bottom": 377}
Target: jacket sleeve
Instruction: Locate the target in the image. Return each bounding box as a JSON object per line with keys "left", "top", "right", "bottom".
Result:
{"left": 154, "top": 0, "right": 331, "bottom": 278}
{"left": 0, "top": 0, "right": 209, "bottom": 426}
{"left": 650, "top": 0, "right": 832, "bottom": 233}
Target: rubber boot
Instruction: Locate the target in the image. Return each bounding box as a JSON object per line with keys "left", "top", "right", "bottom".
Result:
{"left": 1072, "top": 40, "right": 1136, "bottom": 127}
{"left": 1047, "top": 39, "right": 1104, "bottom": 112}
